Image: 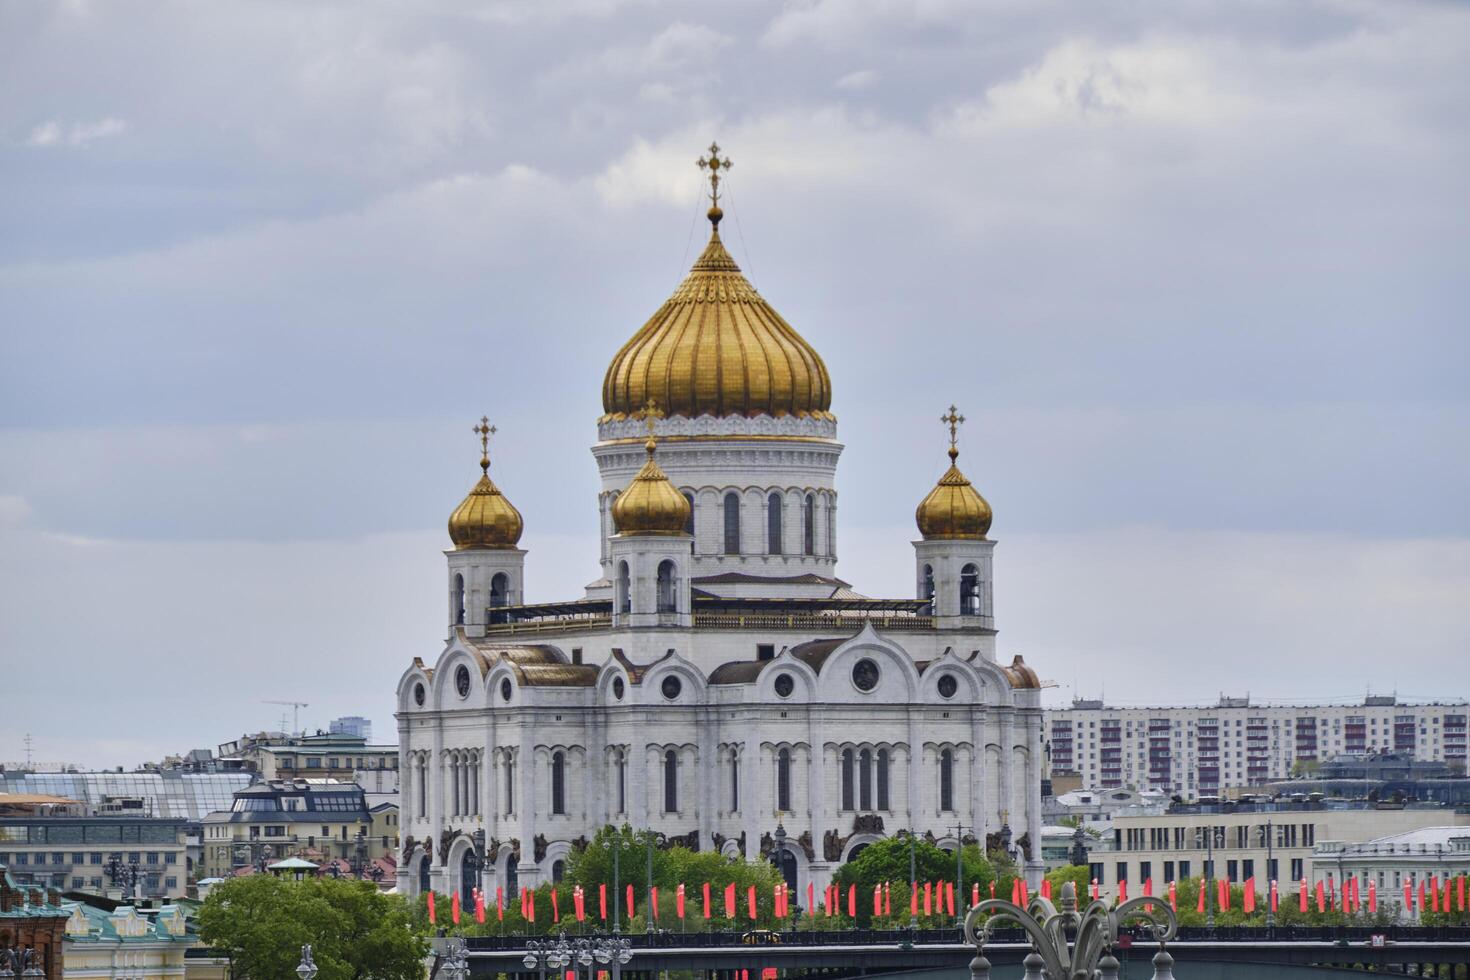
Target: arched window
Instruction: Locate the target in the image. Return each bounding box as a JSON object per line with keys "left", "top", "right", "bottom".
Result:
{"left": 859, "top": 748, "right": 873, "bottom": 811}
{"left": 504, "top": 758, "right": 515, "bottom": 816}
{"left": 505, "top": 860, "right": 518, "bottom": 903}
{"left": 663, "top": 750, "right": 679, "bottom": 813}
{"left": 449, "top": 755, "right": 460, "bottom": 816}
{"left": 550, "top": 751, "right": 566, "bottom": 815}
{"left": 729, "top": 748, "right": 740, "bottom": 812}
{"left": 921, "top": 565, "right": 935, "bottom": 610}
{"left": 960, "top": 564, "right": 981, "bottom": 616}
{"left": 551, "top": 860, "right": 565, "bottom": 884}
{"left": 682, "top": 491, "right": 695, "bottom": 536}
{"left": 617, "top": 561, "right": 631, "bottom": 615}
{"left": 767, "top": 493, "right": 784, "bottom": 554}
{"left": 723, "top": 493, "right": 741, "bottom": 554}
{"left": 460, "top": 848, "right": 477, "bottom": 907}
{"left": 453, "top": 574, "right": 466, "bottom": 625}
{"left": 615, "top": 749, "right": 627, "bottom": 815}
{"left": 803, "top": 494, "right": 815, "bottom": 556}
{"left": 490, "top": 572, "right": 509, "bottom": 607}
{"left": 840, "top": 749, "right": 855, "bottom": 811}
{"left": 826, "top": 495, "right": 836, "bottom": 557}
{"left": 939, "top": 748, "right": 954, "bottom": 812}
{"left": 877, "top": 749, "right": 890, "bottom": 811}
{"left": 656, "top": 560, "right": 677, "bottom": 614}
{"left": 417, "top": 855, "right": 430, "bottom": 894}
{"left": 776, "top": 748, "right": 791, "bottom": 813}
{"left": 417, "top": 756, "right": 427, "bottom": 815}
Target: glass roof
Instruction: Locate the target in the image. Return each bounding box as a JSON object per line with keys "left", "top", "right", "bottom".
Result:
{"left": 0, "top": 772, "right": 253, "bottom": 820}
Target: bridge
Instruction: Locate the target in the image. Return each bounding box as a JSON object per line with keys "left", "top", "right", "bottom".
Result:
{"left": 460, "top": 926, "right": 1470, "bottom": 978}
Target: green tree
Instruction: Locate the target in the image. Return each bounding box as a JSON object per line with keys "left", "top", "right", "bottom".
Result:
{"left": 198, "top": 875, "right": 428, "bottom": 980}
{"left": 1044, "top": 864, "right": 1092, "bottom": 899}
{"left": 830, "top": 836, "right": 997, "bottom": 926}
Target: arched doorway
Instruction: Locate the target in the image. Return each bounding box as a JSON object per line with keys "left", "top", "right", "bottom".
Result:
{"left": 772, "top": 847, "right": 798, "bottom": 895}
{"left": 417, "top": 854, "right": 430, "bottom": 894}
{"left": 460, "top": 849, "right": 477, "bottom": 907}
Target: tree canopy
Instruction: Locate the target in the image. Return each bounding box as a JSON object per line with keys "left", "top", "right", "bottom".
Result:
{"left": 197, "top": 875, "right": 429, "bottom": 980}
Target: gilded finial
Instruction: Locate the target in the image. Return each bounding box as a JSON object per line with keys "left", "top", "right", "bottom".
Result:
{"left": 696, "top": 142, "right": 732, "bottom": 227}
{"left": 941, "top": 405, "right": 965, "bottom": 461}
{"left": 473, "top": 416, "right": 496, "bottom": 475}
{"left": 637, "top": 398, "right": 664, "bottom": 456}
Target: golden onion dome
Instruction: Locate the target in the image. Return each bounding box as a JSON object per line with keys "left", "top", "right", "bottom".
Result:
{"left": 601, "top": 207, "right": 833, "bottom": 421}
{"left": 611, "top": 435, "right": 691, "bottom": 536}
{"left": 448, "top": 420, "right": 523, "bottom": 550}
{"left": 916, "top": 445, "right": 993, "bottom": 540}
{"left": 1002, "top": 655, "right": 1042, "bottom": 690}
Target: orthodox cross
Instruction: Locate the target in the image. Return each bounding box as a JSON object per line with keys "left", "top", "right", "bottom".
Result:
{"left": 639, "top": 399, "right": 664, "bottom": 438}
{"left": 942, "top": 405, "right": 965, "bottom": 451}
{"left": 473, "top": 416, "right": 496, "bottom": 473}
{"left": 696, "top": 142, "right": 732, "bottom": 207}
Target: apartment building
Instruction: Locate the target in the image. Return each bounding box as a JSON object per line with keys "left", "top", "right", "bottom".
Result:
{"left": 216, "top": 732, "right": 398, "bottom": 790}
{"left": 1093, "top": 799, "right": 1470, "bottom": 893}
{"left": 199, "top": 779, "right": 394, "bottom": 879}
{"left": 1045, "top": 696, "right": 1468, "bottom": 796}
{"left": 0, "top": 803, "right": 191, "bottom": 899}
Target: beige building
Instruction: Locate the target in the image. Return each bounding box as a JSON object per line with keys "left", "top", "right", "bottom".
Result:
{"left": 200, "top": 780, "right": 395, "bottom": 880}
{"left": 1094, "top": 801, "right": 1470, "bottom": 892}
{"left": 62, "top": 902, "right": 191, "bottom": 980}
{"left": 217, "top": 732, "right": 398, "bottom": 790}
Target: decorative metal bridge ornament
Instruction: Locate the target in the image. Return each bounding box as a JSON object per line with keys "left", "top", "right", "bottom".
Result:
{"left": 963, "top": 881, "right": 1178, "bottom": 980}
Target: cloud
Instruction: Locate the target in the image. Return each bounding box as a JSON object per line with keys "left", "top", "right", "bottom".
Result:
{"left": 0, "top": 495, "right": 32, "bottom": 526}
{"left": 835, "top": 68, "right": 879, "bottom": 90}
{"left": 24, "top": 116, "right": 127, "bottom": 147}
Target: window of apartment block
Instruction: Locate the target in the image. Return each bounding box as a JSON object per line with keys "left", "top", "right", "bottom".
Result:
{"left": 1116, "top": 862, "right": 1128, "bottom": 884}
{"left": 1291, "top": 858, "right": 1304, "bottom": 880}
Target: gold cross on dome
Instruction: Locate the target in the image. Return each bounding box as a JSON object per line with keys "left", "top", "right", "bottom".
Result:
{"left": 473, "top": 416, "right": 497, "bottom": 472}
{"left": 941, "top": 405, "right": 965, "bottom": 450}
{"left": 638, "top": 398, "right": 664, "bottom": 439}
{"left": 696, "top": 142, "right": 732, "bottom": 207}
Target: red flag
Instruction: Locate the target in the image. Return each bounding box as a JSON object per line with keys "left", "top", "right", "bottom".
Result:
{"left": 1019, "top": 879, "right": 1028, "bottom": 907}
{"left": 1404, "top": 880, "right": 1412, "bottom": 913}
{"left": 599, "top": 883, "right": 607, "bottom": 921}
{"left": 1368, "top": 879, "right": 1377, "bottom": 914}
{"left": 1118, "top": 879, "right": 1126, "bottom": 903}
{"left": 496, "top": 887, "right": 504, "bottom": 921}
{"left": 1197, "top": 880, "right": 1207, "bottom": 914}
{"left": 529, "top": 888, "right": 536, "bottom": 923}
{"left": 1316, "top": 880, "right": 1326, "bottom": 913}
{"left": 748, "top": 884, "right": 758, "bottom": 920}
{"left": 972, "top": 882, "right": 979, "bottom": 907}
{"left": 650, "top": 886, "right": 658, "bottom": 921}
{"left": 1459, "top": 875, "right": 1466, "bottom": 912}
{"left": 808, "top": 882, "right": 815, "bottom": 918}
{"left": 1431, "top": 876, "right": 1440, "bottom": 913}
{"left": 520, "top": 886, "right": 527, "bottom": 918}
{"left": 1090, "top": 879, "right": 1098, "bottom": 901}
{"left": 452, "top": 889, "right": 461, "bottom": 924}
{"left": 1009, "top": 878, "right": 1019, "bottom": 905}
{"left": 705, "top": 882, "right": 712, "bottom": 919}
{"left": 1143, "top": 878, "right": 1153, "bottom": 898}
{"left": 626, "top": 884, "right": 635, "bottom": 919}
{"left": 1244, "top": 878, "right": 1256, "bottom": 914}
{"left": 551, "top": 889, "right": 559, "bottom": 923}
{"left": 884, "top": 882, "right": 892, "bottom": 915}
{"left": 677, "top": 883, "right": 685, "bottom": 920}
{"left": 1168, "top": 880, "right": 1177, "bottom": 911}
{"left": 924, "top": 881, "right": 933, "bottom": 916}
{"left": 846, "top": 884, "right": 856, "bottom": 918}
{"left": 872, "top": 884, "right": 882, "bottom": 916}
{"left": 947, "top": 881, "right": 956, "bottom": 916}
{"left": 575, "top": 886, "right": 585, "bottom": 923}
{"left": 1041, "top": 879, "right": 1052, "bottom": 900}
{"left": 1270, "top": 879, "right": 1278, "bottom": 913}
{"left": 1221, "top": 878, "right": 1231, "bottom": 912}
{"left": 1299, "top": 879, "right": 1308, "bottom": 913}
{"left": 475, "top": 888, "right": 486, "bottom": 924}
{"left": 725, "top": 882, "right": 736, "bottom": 918}
{"left": 910, "top": 881, "right": 918, "bottom": 916}
{"left": 428, "top": 891, "right": 436, "bottom": 924}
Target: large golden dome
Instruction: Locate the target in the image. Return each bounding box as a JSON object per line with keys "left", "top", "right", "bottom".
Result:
{"left": 601, "top": 209, "right": 833, "bottom": 421}
{"left": 916, "top": 446, "right": 993, "bottom": 541}
{"left": 612, "top": 436, "right": 691, "bottom": 536}
{"left": 448, "top": 423, "right": 523, "bottom": 550}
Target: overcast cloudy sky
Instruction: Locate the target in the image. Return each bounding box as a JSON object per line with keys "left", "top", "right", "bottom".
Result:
{"left": 2, "top": 0, "right": 1467, "bottom": 770}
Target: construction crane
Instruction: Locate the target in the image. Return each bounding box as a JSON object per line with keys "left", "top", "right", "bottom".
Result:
{"left": 261, "top": 700, "right": 309, "bottom": 736}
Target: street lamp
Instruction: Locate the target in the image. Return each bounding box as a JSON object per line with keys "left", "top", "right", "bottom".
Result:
{"left": 295, "top": 945, "right": 317, "bottom": 980}
{"left": 437, "top": 938, "right": 468, "bottom": 980}
{"left": 522, "top": 938, "right": 573, "bottom": 980}
{"left": 588, "top": 935, "right": 633, "bottom": 980}
{"left": 1203, "top": 826, "right": 1225, "bottom": 930}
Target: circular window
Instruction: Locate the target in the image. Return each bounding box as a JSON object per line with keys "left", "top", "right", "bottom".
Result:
{"left": 500, "top": 678, "right": 513, "bottom": 702}
{"left": 612, "top": 677, "right": 625, "bottom": 701}
{"left": 773, "top": 673, "right": 795, "bottom": 698}
{"left": 413, "top": 683, "right": 425, "bottom": 706}
{"left": 852, "top": 658, "right": 880, "bottom": 692}
{"left": 455, "top": 665, "right": 471, "bottom": 698}
{"left": 937, "top": 674, "right": 958, "bottom": 699}
{"left": 661, "top": 676, "right": 682, "bottom": 700}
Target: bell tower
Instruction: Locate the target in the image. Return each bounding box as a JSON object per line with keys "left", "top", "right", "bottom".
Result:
{"left": 445, "top": 417, "right": 526, "bottom": 637}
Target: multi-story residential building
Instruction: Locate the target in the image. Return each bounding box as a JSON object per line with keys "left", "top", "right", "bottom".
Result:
{"left": 1045, "top": 696, "right": 1469, "bottom": 796}
{"left": 1314, "top": 826, "right": 1470, "bottom": 921}
{"left": 216, "top": 732, "right": 398, "bottom": 791}
{"left": 0, "top": 799, "right": 191, "bottom": 899}
{"left": 1091, "top": 798, "right": 1470, "bottom": 893}
{"left": 199, "top": 780, "right": 395, "bottom": 880}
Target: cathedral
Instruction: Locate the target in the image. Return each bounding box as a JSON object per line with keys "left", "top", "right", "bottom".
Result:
{"left": 395, "top": 145, "right": 1046, "bottom": 903}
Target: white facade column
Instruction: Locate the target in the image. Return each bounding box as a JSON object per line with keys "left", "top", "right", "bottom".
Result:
{"left": 906, "top": 709, "right": 921, "bottom": 829}
{"left": 429, "top": 727, "right": 445, "bottom": 892}
{"left": 1025, "top": 709, "right": 1045, "bottom": 888}
{"left": 517, "top": 729, "right": 537, "bottom": 886}
{"left": 972, "top": 707, "right": 988, "bottom": 846}
{"left": 741, "top": 730, "right": 760, "bottom": 862}
{"left": 807, "top": 712, "right": 830, "bottom": 890}
{"left": 998, "top": 709, "right": 1014, "bottom": 832}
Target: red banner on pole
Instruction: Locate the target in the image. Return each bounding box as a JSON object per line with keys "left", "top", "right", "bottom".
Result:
{"left": 650, "top": 886, "right": 658, "bottom": 921}
{"left": 677, "top": 883, "right": 685, "bottom": 920}
{"left": 725, "top": 882, "right": 736, "bottom": 918}
{"left": 599, "top": 883, "right": 606, "bottom": 921}
{"left": 1197, "top": 880, "right": 1206, "bottom": 914}
{"left": 449, "top": 890, "right": 458, "bottom": 925}
{"left": 475, "top": 888, "right": 485, "bottom": 924}
{"left": 847, "top": 884, "right": 856, "bottom": 918}
{"left": 497, "top": 887, "right": 504, "bottom": 921}
{"left": 1243, "top": 877, "right": 1255, "bottom": 914}
{"left": 1168, "top": 880, "right": 1177, "bottom": 911}
{"left": 924, "top": 881, "right": 932, "bottom": 916}
{"left": 626, "top": 884, "right": 634, "bottom": 920}
{"left": 704, "top": 881, "right": 712, "bottom": 919}
{"left": 551, "top": 889, "right": 559, "bottom": 923}
{"left": 748, "top": 884, "right": 758, "bottom": 920}
{"left": 428, "top": 891, "right": 436, "bottom": 924}
{"left": 1269, "top": 879, "right": 1278, "bottom": 914}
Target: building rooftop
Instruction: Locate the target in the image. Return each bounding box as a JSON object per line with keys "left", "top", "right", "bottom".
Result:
{"left": 0, "top": 771, "right": 252, "bottom": 821}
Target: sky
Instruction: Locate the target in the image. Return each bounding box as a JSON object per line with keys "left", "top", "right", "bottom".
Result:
{"left": 1, "top": 0, "right": 1467, "bottom": 770}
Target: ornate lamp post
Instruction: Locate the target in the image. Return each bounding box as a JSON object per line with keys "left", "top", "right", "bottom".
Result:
{"left": 295, "top": 946, "right": 318, "bottom": 980}
{"left": 1203, "top": 826, "right": 1224, "bottom": 929}
{"left": 104, "top": 857, "right": 143, "bottom": 899}
{"left": 588, "top": 935, "right": 633, "bottom": 980}
{"left": 1069, "top": 824, "right": 1089, "bottom": 869}
{"left": 436, "top": 938, "right": 468, "bottom": 980}
{"left": 522, "top": 937, "right": 573, "bottom": 980}
{"left": 963, "top": 880, "right": 1178, "bottom": 980}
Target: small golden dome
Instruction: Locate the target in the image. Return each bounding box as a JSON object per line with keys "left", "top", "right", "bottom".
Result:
{"left": 1002, "top": 654, "right": 1042, "bottom": 690}
{"left": 448, "top": 420, "right": 523, "bottom": 550}
{"left": 612, "top": 436, "right": 691, "bottom": 536}
{"left": 916, "top": 446, "right": 993, "bottom": 540}
{"left": 601, "top": 202, "right": 833, "bottom": 421}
